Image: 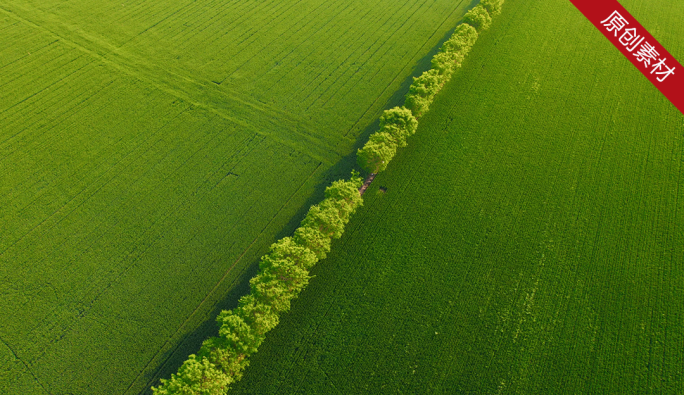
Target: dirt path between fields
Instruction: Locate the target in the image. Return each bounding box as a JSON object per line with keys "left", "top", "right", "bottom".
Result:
{"left": 358, "top": 173, "right": 377, "bottom": 195}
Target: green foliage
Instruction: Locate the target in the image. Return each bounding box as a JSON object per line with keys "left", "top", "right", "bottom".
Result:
{"left": 405, "top": 69, "right": 445, "bottom": 118}
{"left": 324, "top": 173, "right": 364, "bottom": 202}
{"left": 250, "top": 241, "right": 314, "bottom": 312}
{"left": 463, "top": 5, "right": 492, "bottom": 32}
{"left": 152, "top": 355, "right": 230, "bottom": 395}
{"left": 265, "top": 237, "right": 318, "bottom": 270}
{"left": 431, "top": 24, "right": 479, "bottom": 76}
{"left": 357, "top": 134, "right": 398, "bottom": 173}
{"left": 360, "top": 8, "right": 485, "bottom": 174}
{"left": 232, "top": 294, "right": 280, "bottom": 336}
{"left": 378, "top": 107, "right": 418, "bottom": 147}
{"left": 300, "top": 202, "right": 347, "bottom": 239}
{"left": 203, "top": 343, "right": 249, "bottom": 382}
{"left": 443, "top": 24, "right": 479, "bottom": 54}
{"left": 356, "top": 107, "right": 418, "bottom": 174}
{"left": 323, "top": 176, "right": 365, "bottom": 220}
{"left": 153, "top": 0, "right": 505, "bottom": 390}
{"left": 431, "top": 51, "right": 461, "bottom": 76}
{"left": 481, "top": 0, "right": 504, "bottom": 16}
{"left": 215, "top": 307, "right": 263, "bottom": 356}
{"left": 254, "top": 268, "right": 306, "bottom": 313}
{"left": 293, "top": 220, "right": 333, "bottom": 259}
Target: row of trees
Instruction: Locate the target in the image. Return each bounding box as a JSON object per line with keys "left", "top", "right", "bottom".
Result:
{"left": 153, "top": 1, "right": 506, "bottom": 393}
{"left": 152, "top": 173, "right": 364, "bottom": 395}
{"left": 358, "top": 1, "right": 504, "bottom": 174}
{"left": 357, "top": 106, "right": 418, "bottom": 173}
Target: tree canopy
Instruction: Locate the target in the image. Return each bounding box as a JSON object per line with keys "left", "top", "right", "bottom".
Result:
{"left": 463, "top": 5, "right": 492, "bottom": 32}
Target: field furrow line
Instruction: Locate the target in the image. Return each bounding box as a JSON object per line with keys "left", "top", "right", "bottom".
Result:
{"left": 250, "top": 0, "right": 343, "bottom": 85}
{"left": 314, "top": 0, "right": 439, "bottom": 112}
{"left": 26, "top": 136, "right": 264, "bottom": 365}
{"left": 0, "top": 47, "right": 74, "bottom": 92}
{"left": 0, "top": 58, "right": 94, "bottom": 141}
{"left": 163, "top": 0, "right": 229, "bottom": 43}
{"left": 14, "top": 112, "right": 241, "bottom": 364}
{"left": 299, "top": 0, "right": 419, "bottom": 110}
{"left": 308, "top": 0, "right": 431, "bottom": 105}
{"left": 5, "top": 105, "right": 198, "bottom": 340}
{"left": 217, "top": 0, "right": 308, "bottom": 84}
{"left": 0, "top": 3, "right": 346, "bottom": 159}
{"left": 200, "top": 0, "right": 290, "bottom": 59}
{"left": 229, "top": 0, "right": 343, "bottom": 88}
{"left": 234, "top": 0, "right": 302, "bottom": 46}
{"left": 0, "top": 39, "right": 58, "bottom": 70}
{"left": 277, "top": 0, "right": 391, "bottom": 100}
{"left": 0, "top": 68, "right": 114, "bottom": 163}
{"left": 119, "top": 1, "right": 198, "bottom": 48}
{"left": 0, "top": 335, "right": 52, "bottom": 395}
{"left": 0, "top": 102, "right": 191, "bottom": 261}
{"left": 259, "top": 0, "right": 359, "bottom": 95}
{"left": 185, "top": 0, "right": 271, "bottom": 60}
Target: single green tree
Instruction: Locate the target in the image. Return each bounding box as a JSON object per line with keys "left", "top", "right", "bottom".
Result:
{"left": 205, "top": 344, "right": 249, "bottom": 384}
{"left": 324, "top": 173, "right": 364, "bottom": 204}
{"left": 251, "top": 256, "right": 310, "bottom": 313}
{"left": 152, "top": 354, "right": 230, "bottom": 395}
{"left": 431, "top": 51, "right": 458, "bottom": 76}
{"left": 293, "top": 225, "right": 332, "bottom": 259}
{"left": 357, "top": 134, "right": 397, "bottom": 173}
{"left": 300, "top": 202, "right": 346, "bottom": 239}
{"left": 216, "top": 308, "right": 263, "bottom": 356}
{"left": 442, "top": 24, "right": 478, "bottom": 54}
{"left": 463, "top": 5, "right": 492, "bottom": 32}
{"left": 267, "top": 237, "right": 318, "bottom": 270}
{"left": 481, "top": 0, "right": 504, "bottom": 16}
{"left": 323, "top": 194, "right": 363, "bottom": 222}
{"left": 378, "top": 106, "right": 418, "bottom": 147}
{"left": 405, "top": 69, "right": 444, "bottom": 117}
{"left": 233, "top": 294, "right": 280, "bottom": 336}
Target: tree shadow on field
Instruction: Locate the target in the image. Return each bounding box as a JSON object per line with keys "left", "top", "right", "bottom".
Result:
{"left": 140, "top": 3, "right": 480, "bottom": 392}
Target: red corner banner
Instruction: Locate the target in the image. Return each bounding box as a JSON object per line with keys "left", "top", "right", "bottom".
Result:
{"left": 569, "top": 0, "right": 684, "bottom": 115}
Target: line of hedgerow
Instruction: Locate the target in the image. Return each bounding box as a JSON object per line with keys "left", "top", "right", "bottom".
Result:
{"left": 357, "top": 0, "right": 502, "bottom": 173}
{"left": 153, "top": 1, "right": 503, "bottom": 394}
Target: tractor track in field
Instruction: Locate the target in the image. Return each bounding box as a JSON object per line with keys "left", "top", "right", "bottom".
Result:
{"left": 0, "top": 4, "right": 345, "bottom": 165}
{"left": 0, "top": 335, "right": 52, "bottom": 395}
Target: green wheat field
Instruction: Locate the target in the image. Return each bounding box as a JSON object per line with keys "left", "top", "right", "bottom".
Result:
{"left": 2, "top": 0, "right": 683, "bottom": 394}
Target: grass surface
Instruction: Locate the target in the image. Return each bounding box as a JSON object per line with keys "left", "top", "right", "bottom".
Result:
{"left": 0, "top": 1, "right": 476, "bottom": 394}
{"left": 230, "top": 0, "right": 684, "bottom": 393}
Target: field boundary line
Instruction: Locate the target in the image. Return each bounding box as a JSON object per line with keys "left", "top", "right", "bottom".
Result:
{"left": 0, "top": 5, "right": 344, "bottom": 165}
{"left": 125, "top": 162, "right": 323, "bottom": 395}
{"left": 0, "top": 335, "right": 52, "bottom": 395}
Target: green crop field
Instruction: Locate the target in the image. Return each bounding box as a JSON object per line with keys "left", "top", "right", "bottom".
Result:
{"left": 0, "top": 1, "right": 477, "bottom": 394}
{"left": 229, "top": 0, "right": 684, "bottom": 393}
